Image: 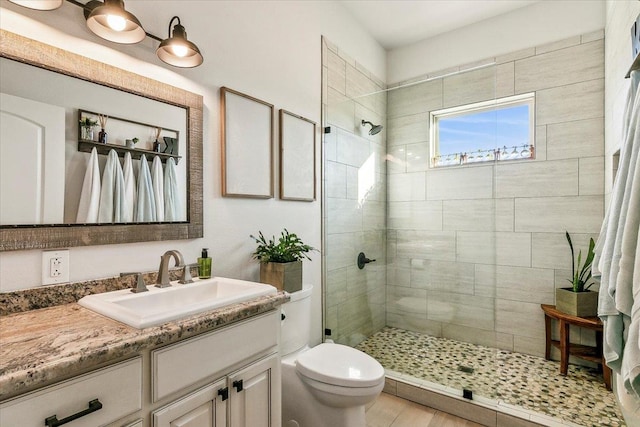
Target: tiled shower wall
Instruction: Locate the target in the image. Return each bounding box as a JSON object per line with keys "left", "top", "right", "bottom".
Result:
{"left": 322, "top": 38, "right": 387, "bottom": 346}
{"left": 386, "top": 32, "right": 605, "bottom": 357}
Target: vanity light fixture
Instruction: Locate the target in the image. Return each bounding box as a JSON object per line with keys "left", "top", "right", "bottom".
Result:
{"left": 156, "top": 16, "right": 203, "bottom": 68}
{"left": 8, "top": 0, "right": 63, "bottom": 10}
{"left": 85, "top": 0, "right": 145, "bottom": 44}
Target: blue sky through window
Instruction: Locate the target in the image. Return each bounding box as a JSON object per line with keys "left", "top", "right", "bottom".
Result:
{"left": 438, "top": 104, "right": 530, "bottom": 156}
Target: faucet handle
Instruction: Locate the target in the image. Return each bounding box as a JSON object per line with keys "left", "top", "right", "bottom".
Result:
{"left": 120, "top": 272, "right": 149, "bottom": 293}
{"left": 179, "top": 263, "right": 195, "bottom": 284}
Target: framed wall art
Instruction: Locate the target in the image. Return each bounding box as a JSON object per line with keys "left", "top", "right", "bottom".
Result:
{"left": 279, "top": 109, "right": 316, "bottom": 201}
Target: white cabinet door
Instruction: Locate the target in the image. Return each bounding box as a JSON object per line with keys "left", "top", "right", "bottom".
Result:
{"left": 153, "top": 379, "right": 227, "bottom": 427}
{"left": 228, "top": 354, "right": 280, "bottom": 427}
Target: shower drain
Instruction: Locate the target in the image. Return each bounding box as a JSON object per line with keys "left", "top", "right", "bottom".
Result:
{"left": 458, "top": 365, "right": 474, "bottom": 374}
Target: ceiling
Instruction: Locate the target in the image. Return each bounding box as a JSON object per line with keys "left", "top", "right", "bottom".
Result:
{"left": 340, "top": 0, "right": 539, "bottom": 50}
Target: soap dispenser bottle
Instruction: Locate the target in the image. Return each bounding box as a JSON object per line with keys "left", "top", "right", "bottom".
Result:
{"left": 198, "top": 248, "right": 212, "bottom": 279}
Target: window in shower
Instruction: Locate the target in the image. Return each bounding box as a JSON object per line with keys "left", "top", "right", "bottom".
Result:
{"left": 430, "top": 93, "right": 535, "bottom": 167}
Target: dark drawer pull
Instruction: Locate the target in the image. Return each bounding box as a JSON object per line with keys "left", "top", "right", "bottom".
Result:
{"left": 218, "top": 387, "right": 229, "bottom": 401}
{"left": 233, "top": 379, "right": 243, "bottom": 392}
{"left": 44, "top": 399, "right": 103, "bottom": 427}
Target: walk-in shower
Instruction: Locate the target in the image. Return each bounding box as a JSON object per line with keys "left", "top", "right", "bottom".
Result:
{"left": 321, "top": 35, "right": 621, "bottom": 426}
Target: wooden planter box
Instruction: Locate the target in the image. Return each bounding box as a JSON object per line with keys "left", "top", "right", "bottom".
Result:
{"left": 556, "top": 288, "right": 598, "bottom": 317}
{"left": 259, "top": 261, "right": 302, "bottom": 293}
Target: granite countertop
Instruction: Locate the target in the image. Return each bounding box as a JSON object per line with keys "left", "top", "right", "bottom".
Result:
{"left": 0, "top": 292, "right": 289, "bottom": 401}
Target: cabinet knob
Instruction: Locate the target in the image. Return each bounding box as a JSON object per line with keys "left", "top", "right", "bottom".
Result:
{"left": 233, "top": 379, "right": 244, "bottom": 393}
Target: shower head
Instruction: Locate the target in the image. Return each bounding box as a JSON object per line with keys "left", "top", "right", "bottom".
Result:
{"left": 361, "top": 120, "right": 383, "bottom": 136}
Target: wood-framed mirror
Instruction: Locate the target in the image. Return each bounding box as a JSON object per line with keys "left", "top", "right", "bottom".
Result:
{"left": 0, "top": 30, "right": 203, "bottom": 251}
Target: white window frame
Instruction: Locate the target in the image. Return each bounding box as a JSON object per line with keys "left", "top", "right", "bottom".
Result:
{"left": 429, "top": 93, "right": 535, "bottom": 168}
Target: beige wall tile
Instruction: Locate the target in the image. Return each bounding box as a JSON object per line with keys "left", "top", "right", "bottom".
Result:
{"left": 388, "top": 79, "right": 443, "bottom": 118}
{"left": 443, "top": 66, "right": 496, "bottom": 108}
{"left": 388, "top": 201, "right": 443, "bottom": 230}
{"left": 534, "top": 125, "right": 547, "bottom": 161}
{"left": 496, "top": 47, "right": 535, "bottom": 64}
{"left": 582, "top": 29, "right": 604, "bottom": 43}
{"left": 327, "top": 198, "right": 361, "bottom": 233}
{"left": 513, "top": 335, "right": 546, "bottom": 358}
{"left": 443, "top": 199, "right": 514, "bottom": 232}
{"left": 363, "top": 200, "right": 385, "bottom": 230}
{"left": 457, "top": 232, "right": 531, "bottom": 267}
{"left": 387, "top": 112, "right": 429, "bottom": 147}
{"left": 531, "top": 232, "right": 597, "bottom": 270}
{"left": 388, "top": 173, "right": 426, "bottom": 202}
{"left": 387, "top": 145, "right": 407, "bottom": 174}
{"left": 324, "top": 124, "right": 337, "bottom": 162}
{"left": 496, "top": 159, "right": 579, "bottom": 198}
{"left": 442, "top": 323, "right": 514, "bottom": 351}
{"left": 515, "top": 196, "right": 603, "bottom": 233}
{"left": 579, "top": 157, "right": 605, "bottom": 196}
{"left": 386, "top": 312, "right": 442, "bottom": 336}
{"left": 387, "top": 286, "right": 428, "bottom": 316}
{"left": 325, "top": 161, "right": 346, "bottom": 198}
{"left": 427, "top": 291, "right": 495, "bottom": 330}
{"left": 336, "top": 128, "right": 370, "bottom": 167}
{"left": 388, "top": 266, "right": 411, "bottom": 287}
{"left": 326, "top": 232, "right": 356, "bottom": 270}
{"left": 546, "top": 118, "right": 604, "bottom": 160}
{"left": 327, "top": 50, "right": 346, "bottom": 94}
{"left": 535, "top": 35, "right": 581, "bottom": 55}
{"left": 493, "top": 266, "right": 555, "bottom": 305}
{"left": 327, "top": 89, "right": 355, "bottom": 131}
{"left": 326, "top": 267, "right": 347, "bottom": 308}
{"left": 495, "top": 299, "right": 546, "bottom": 339}
{"left": 496, "top": 62, "right": 515, "bottom": 98}
{"left": 405, "top": 142, "right": 430, "bottom": 172}
{"left": 427, "top": 165, "right": 494, "bottom": 200}
{"left": 396, "top": 230, "right": 456, "bottom": 261}
{"left": 536, "top": 79, "right": 604, "bottom": 126}
{"left": 411, "top": 259, "right": 475, "bottom": 294}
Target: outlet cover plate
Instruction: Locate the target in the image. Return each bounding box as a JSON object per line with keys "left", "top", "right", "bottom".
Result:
{"left": 42, "top": 250, "right": 69, "bottom": 285}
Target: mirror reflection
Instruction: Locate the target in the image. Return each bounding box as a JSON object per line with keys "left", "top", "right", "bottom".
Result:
{"left": 0, "top": 57, "right": 187, "bottom": 226}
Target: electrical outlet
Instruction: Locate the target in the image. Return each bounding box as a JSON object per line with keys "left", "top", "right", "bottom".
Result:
{"left": 42, "top": 250, "right": 69, "bottom": 285}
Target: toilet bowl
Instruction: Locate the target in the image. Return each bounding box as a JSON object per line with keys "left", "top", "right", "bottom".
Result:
{"left": 280, "top": 285, "right": 385, "bottom": 427}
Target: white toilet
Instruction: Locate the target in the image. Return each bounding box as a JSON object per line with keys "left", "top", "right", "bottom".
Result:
{"left": 280, "top": 285, "right": 385, "bottom": 427}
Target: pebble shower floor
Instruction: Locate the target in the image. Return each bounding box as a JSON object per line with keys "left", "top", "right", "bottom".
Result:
{"left": 356, "top": 327, "right": 625, "bottom": 427}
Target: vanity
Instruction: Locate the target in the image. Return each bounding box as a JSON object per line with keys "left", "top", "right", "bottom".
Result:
{"left": 0, "top": 279, "right": 288, "bottom": 427}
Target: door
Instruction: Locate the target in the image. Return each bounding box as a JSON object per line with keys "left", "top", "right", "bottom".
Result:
{"left": 0, "top": 93, "right": 65, "bottom": 225}
{"left": 153, "top": 379, "right": 227, "bottom": 427}
{"left": 228, "top": 354, "right": 280, "bottom": 427}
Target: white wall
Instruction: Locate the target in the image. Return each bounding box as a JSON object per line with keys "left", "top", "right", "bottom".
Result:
{"left": 0, "top": 0, "right": 385, "bottom": 346}
{"left": 387, "top": 0, "right": 605, "bottom": 84}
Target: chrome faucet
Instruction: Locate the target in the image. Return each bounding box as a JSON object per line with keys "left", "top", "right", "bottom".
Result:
{"left": 156, "top": 250, "right": 185, "bottom": 288}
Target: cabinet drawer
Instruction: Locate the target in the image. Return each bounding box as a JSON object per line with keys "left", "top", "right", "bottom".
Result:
{"left": 153, "top": 311, "right": 278, "bottom": 401}
{"left": 0, "top": 357, "right": 142, "bottom": 427}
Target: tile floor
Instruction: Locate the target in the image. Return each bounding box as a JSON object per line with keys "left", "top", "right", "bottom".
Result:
{"left": 356, "top": 327, "right": 625, "bottom": 427}
{"left": 366, "top": 392, "right": 484, "bottom": 427}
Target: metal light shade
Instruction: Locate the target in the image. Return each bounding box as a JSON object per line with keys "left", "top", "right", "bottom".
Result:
{"left": 86, "top": 0, "right": 145, "bottom": 44}
{"left": 8, "top": 0, "right": 63, "bottom": 10}
{"left": 156, "top": 17, "right": 203, "bottom": 68}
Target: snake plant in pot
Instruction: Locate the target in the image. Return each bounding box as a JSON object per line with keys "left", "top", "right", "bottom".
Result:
{"left": 250, "top": 229, "right": 316, "bottom": 293}
{"left": 556, "top": 232, "right": 597, "bottom": 317}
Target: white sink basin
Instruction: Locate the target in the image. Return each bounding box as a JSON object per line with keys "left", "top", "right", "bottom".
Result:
{"left": 78, "top": 277, "right": 277, "bottom": 329}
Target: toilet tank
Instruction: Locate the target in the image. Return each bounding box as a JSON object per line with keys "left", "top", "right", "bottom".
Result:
{"left": 280, "top": 284, "right": 313, "bottom": 356}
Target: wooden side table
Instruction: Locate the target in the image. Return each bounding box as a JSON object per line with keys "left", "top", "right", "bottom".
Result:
{"left": 541, "top": 304, "right": 611, "bottom": 390}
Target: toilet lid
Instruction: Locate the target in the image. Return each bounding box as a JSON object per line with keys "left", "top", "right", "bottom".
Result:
{"left": 296, "top": 343, "right": 384, "bottom": 388}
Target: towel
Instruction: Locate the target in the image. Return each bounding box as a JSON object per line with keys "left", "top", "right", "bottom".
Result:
{"left": 152, "top": 156, "right": 165, "bottom": 222}
{"left": 98, "top": 149, "right": 126, "bottom": 223}
{"left": 122, "top": 152, "right": 137, "bottom": 223}
{"left": 135, "top": 154, "right": 156, "bottom": 222}
{"left": 76, "top": 147, "right": 101, "bottom": 223}
{"left": 164, "top": 157, "right": 181, "bottom": 221}
{"left": 595, "top": 70, "right": 640, "bottom": 380}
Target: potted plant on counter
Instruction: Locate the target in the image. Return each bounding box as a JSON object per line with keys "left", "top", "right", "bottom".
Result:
{"left": 556, "top": 232, "right": 598, "bottom": 317}
{"left": 250, "top": 229, "right": 316, "bottom": 293}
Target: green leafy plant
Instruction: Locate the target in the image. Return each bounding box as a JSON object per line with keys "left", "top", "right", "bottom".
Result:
{"left": 250, "top": 229, "right": 316, "bottom": 263}
{"left": 132, "top": 137, "right": 139, "bottom": 145}
{"left": 566, "top": 231, "right": 596, "bottom": 292}
{"left": 79, "top": 117, "right": 98, "bottom": 127}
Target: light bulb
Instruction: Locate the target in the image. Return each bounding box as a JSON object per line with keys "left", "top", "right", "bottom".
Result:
{"left": 107, "top": 14, "right": 127, "bottom": 32}
{"left": 171, "top": 44, "right": 189, "bottom": 58}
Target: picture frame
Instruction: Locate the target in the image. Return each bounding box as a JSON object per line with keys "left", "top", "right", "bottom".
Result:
{"left": 221, "top": 87, "right": 274, "bottom": 198}
{"left": 279, "top": 109, "right": 316, "bottom": 201}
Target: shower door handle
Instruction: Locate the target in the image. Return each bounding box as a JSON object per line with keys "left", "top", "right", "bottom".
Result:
{"left": 357, "top": 252, "right": 376, "bottom": 269}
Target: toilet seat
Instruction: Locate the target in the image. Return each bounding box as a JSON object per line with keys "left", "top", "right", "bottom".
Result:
{"left": 295, "top": 343, "right": 384, "bottom": 388}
